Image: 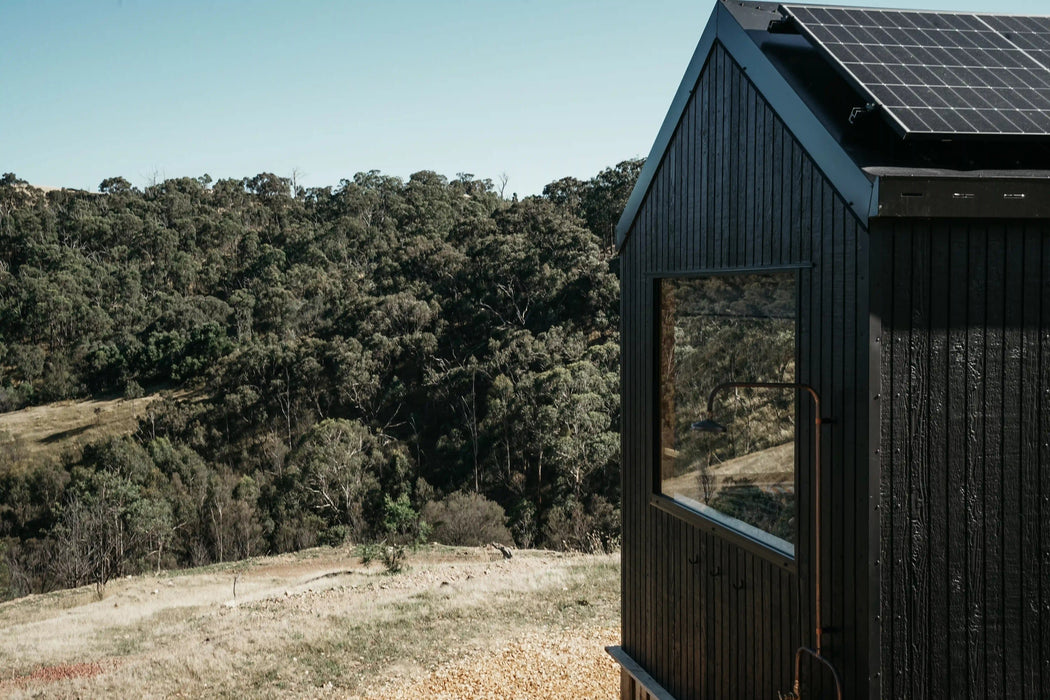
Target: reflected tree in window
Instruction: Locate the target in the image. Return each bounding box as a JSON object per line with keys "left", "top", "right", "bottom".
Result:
{"left": 658, "top": 273, "right": 796, "bottom": 555}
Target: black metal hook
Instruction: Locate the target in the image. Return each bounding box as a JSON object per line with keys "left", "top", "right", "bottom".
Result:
{"left": 709, "top": 565, "right": 722, "bottom": 578}
{"left": 732, "top": 579, "right": 746, "bottom": 591}
{"left": 688, "top": 553, "right": 701, "bottom": 565}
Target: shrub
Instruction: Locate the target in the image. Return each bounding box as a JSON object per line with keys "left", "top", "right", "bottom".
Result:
{"left": 542, "top": 497, "right": 620, "bottom": 553}
{"left": 358, "top": 541, "right": 406, "bottom": 573}
{"left": 382, "top": 544, "right": 406, "bottom": 573}
{"left": 509, "top": 499, "right": 537, "bottom": 549}
{"left": 123, "top": 378, "right": 144, "bottom": 399}
{"left": 358, "top": 542, "right": 381, "bottom": 565}
{"left": 421, "top": 491, "right": 513, "bottom": 547}
{"left": 318, "top": 524, "right": 350, "bottom": 547}
{"left": 381, "top": 494, "right": 430, "bottom": 545}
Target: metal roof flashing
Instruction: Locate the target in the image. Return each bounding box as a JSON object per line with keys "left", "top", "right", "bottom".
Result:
{"left": 870, "top": 170, "right": 1050, "bottom": 219}
{"left": 615, "top": 0, "right": 876, "bottom": 252}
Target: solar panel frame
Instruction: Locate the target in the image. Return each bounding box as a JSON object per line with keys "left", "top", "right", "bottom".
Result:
{"left": 779, "top": 4, "right": 1050, "bottom": 138}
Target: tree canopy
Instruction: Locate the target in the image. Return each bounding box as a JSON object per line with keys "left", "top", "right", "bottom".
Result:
{"left": 0, "top": 161, "right": 642, "bottom": 599}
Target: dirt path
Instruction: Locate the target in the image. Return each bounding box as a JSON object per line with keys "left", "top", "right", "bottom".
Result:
{"left": 0, "top": 545, "right": 620, "bottom": 698}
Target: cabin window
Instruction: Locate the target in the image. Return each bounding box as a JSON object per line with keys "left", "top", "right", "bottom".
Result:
{"left": 657, "top": 272, "right": 797, "bottom": 558}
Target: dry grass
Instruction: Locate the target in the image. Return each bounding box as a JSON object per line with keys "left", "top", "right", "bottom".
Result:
{"left": 0, "top": 545, "right": 620, "bottom": 699}
{"left": 0, "top": 392, "right": 182, "bottom": 470}
{"left": 662, "top": 442, "right": 794, "bottom": 498}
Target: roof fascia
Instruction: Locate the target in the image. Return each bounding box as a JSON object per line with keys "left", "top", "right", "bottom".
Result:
{"left": 616, "top": 2, "right": 877, "bottom": 251}
{"left": 873, "top": 174, "right": 1050, "bottom": 218}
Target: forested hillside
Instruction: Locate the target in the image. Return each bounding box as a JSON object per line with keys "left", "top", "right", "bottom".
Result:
{"left": 0, "top": 162, "right": 640, "bottom": 599}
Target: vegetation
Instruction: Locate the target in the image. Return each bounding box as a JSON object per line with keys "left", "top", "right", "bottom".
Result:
{"left": 0, "top": 162, "right": 641, "bottom": 599}
{"left": 422, "top": 491, "right": 513, "bottom": 547}
{"left": 659, "top": 273, "right": 797, "bottom": 543}
{"left": 0, "top": 545, "right": 619, "bottom": 698}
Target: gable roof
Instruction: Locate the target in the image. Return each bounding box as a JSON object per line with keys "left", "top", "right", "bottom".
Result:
{"left": 616, "top": 1, "right": 1050, "bottom": 249}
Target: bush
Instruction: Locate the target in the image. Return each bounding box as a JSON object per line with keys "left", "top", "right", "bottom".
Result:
{"left": 123, "top": 378, "right": 144, "bottom": 399}
{"left": 509, "top": 499, "right": 537, "bottom": 549}
{"left": 542, "top": 497, "right": 620, "bottom": 553}
{"left": 359, "top": 542, "right": 381, "bottom": 565}
{"left": 382, "top": 494, "right": 430, "bottom": 545}
{"left": 421, "top": 491, "right": 513, "bottom": 547}
{"left": 0, "top": 539, "right": 11, "bottom": 601}
{"left": 358, "top": 541, "right": 406, "bottom": 573}
{"left": 382, "top": 544, "right": 406, "bottom": 573}
{"left": 0, "top": 430, "right": 30, "bottom": 472}
{"left": 318, "top": 524, "right": 350, "bottom": 547}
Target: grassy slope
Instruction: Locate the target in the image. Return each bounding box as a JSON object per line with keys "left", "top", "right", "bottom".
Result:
{"left": 0, "top": 392, "right": 179, "bottom": 471}
{"left": 0, "top": 545, "right": 620, "bottom": 699}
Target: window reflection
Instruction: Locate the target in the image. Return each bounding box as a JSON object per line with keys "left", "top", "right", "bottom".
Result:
{"left": 658, "top": 273, "right": 796, "bottom": 555}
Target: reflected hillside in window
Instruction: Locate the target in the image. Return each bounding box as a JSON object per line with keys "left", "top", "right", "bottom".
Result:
{"left": 658, "top": 273, "right": 796, "bottom": 555}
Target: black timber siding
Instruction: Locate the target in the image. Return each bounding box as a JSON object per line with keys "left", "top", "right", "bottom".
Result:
{"left": 620, "top": 43, "right": 871, "bottom": 699}
{"left": 873, "top": 219, "right": 1050, "bottom": 700}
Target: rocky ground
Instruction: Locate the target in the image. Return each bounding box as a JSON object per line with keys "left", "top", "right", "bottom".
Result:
{"left": 0, "top": 545, "right": 620, "bottom": 699}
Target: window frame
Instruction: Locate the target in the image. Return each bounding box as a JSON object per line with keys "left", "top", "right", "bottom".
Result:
{"left": 648, "top": 266, "right": 805, "bottom": 570}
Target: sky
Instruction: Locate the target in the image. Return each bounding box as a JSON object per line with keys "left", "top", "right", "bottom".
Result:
{"left": 3, "top": 0, "right": 1049, "bottom": 197}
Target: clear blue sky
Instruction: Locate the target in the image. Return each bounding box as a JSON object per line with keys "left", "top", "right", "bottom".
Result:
{"left": 3, "top": 0, "right": 1048, "bottom": 196}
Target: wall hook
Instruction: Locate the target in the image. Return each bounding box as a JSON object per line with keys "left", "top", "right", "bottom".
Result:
{"left": 688, "top": 553, "right": 701, "bottom": 565}
{"left": 709, "top": 565, "right": 722, "bottom": 578}
{"left": 732, "top": 579, "right": 746, "bottom": 591}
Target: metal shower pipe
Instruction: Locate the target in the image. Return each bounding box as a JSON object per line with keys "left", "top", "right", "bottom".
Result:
{"left": 695, "top": 381, "right": 842, "bottom": 700}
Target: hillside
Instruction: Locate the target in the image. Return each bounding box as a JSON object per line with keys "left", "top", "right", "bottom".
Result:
{"left": 0, "top": 163, "right": 640, "bottom": 600}
{"left": 0, "top": 545, "right": 620, "bottom": 699}
{"left": 0, "top": 393, "right": 175, "bottom": 471}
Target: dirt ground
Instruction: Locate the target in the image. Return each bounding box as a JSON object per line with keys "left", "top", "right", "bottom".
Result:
{"left": 0, "top": 545, "right": 621, "bottom": 699}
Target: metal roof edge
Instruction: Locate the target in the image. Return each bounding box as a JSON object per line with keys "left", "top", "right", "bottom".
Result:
{"left": 872, "top": 173, "right": 1050, "bottom": 218}
{"left": 614, "top": 9, "right": 718, "bottom": 251}
{"left": 616, "top": 2, "right": 876, "bottom": 251}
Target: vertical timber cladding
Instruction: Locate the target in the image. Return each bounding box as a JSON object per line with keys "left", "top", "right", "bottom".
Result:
{"left": 620, "top": 42, "right": 871, "bottom": 699}
{"left": 875, "top": 219, "right": 1050, "bottom": 700}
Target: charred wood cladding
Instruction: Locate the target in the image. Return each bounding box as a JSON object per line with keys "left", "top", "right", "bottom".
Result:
{"left": 612, "top": 2, "right": 1050, "bottom": 699}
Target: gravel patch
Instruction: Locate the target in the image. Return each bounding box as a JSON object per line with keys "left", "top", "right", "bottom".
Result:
{"left": 368, "top": 626, "right": 620, "bottom": 699}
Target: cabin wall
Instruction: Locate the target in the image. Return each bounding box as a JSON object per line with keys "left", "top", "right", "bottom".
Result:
{"left": 620, "top": 43, "right": 871, "bottom": 699}
{"left": 873, "top": 219, "right": 1050, "bottom": 700}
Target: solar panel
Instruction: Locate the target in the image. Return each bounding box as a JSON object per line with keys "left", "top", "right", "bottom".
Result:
{"left": 780, "top": 4, "right": 1050, "bottom": 138}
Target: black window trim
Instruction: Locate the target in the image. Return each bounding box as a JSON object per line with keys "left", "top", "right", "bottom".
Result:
{"left": 650, "top": 265, "right": 806, "bottom": 571}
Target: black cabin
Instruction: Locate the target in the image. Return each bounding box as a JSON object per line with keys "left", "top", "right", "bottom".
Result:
{"left": 608, "top": 2, "right": 1050, "bottom": 699}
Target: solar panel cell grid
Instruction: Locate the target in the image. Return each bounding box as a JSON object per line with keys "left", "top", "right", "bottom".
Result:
{"left": 782, "top": 4, "right": 1050, "bottom": 136}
